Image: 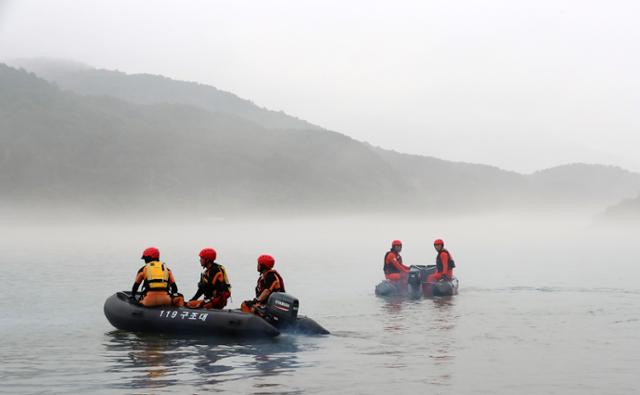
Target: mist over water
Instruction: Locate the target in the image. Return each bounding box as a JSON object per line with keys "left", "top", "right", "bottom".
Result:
{"left": 3, "top": 1, "right": 640, "bottom": 392}
{"left": 2, "top": 214, "right": 638, "bottom": 394}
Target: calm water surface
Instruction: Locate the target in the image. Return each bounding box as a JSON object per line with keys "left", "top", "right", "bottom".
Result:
{"left": 1, "top": 215, "right": 638, "bottom": 394}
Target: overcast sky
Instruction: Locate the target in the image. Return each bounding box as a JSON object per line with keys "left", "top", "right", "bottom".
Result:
{"left": 1, "top": 0, "right": 639, "bottom": 173}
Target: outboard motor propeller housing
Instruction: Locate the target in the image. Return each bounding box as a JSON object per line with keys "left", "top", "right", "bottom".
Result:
{"left": 264, "top": 292, "right": 299, "bottom": 326}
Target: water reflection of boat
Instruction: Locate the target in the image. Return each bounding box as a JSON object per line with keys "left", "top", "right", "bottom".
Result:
{"left": 376, "top": 294, "right": 458, "bottom": 388}
{"left": 104, "top": 292, "right": 329, "bottom": 338}
{"left": 102, "top": 330, "right": 304, "bottom": 391}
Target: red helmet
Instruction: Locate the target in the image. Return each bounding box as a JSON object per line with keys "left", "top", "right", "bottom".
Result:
{"left": 433, "top": 239, "right": 444, "bottom": 246}
{"left": 257, "top": 254, "right": 275, "bottom": 270}
{"left": 141, "top": 247, "right": 160, "bottom": 260}
{"left": 199, "top": 248, "right": 217, "bottom": 261}
{"left": 392, "top": 240, "right": 402, "bottom": 247}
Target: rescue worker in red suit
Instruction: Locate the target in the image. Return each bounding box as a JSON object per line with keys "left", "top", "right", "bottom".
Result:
{"left": 384, "top": 240, "right": 410, "bottom": 281}
{"left": 132, "top": 247, "right": 183, "bottom": 307}
{"left": 186, "top": 248, "right": 232, "bottom": 310}
{"left": 427, "top": 239, "right": 455, "bottom": 283}
{"left": 241, "top": 254, "right": 285, "bottom": 313}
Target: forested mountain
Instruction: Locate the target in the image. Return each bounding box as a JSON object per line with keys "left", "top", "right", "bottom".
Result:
{"left": 0, "top": 63, "right": 403, "bottom": 214}
{"left": 8, "top": 58, "right": 320, "bottom": 131}
{"left": 2, "top": 61, "right": 639, "bottom": 217}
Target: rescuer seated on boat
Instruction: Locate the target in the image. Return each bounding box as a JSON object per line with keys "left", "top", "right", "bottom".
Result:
{"left": 427, "top": 239, "right": 455, "bottom": 283}
{"left": 186, "top": 248, "right": 232, "bottom": 310}
{"left": 131, "top": 247, "right": 183, "bottom": 307}
{"left": 384, "top": 240, "right": 410, "bottom": 281}
{"left": 241, "top": 254, "right": 285, "bottom": 313}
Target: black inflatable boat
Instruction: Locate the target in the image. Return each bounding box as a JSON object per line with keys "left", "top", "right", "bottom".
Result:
{"left": 375, "top": 265, "right": 459, "bottom": 298}
{"left": 104, "top": 291, "right": 329, "bottom": 337}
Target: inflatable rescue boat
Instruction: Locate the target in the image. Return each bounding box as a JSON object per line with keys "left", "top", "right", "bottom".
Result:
{"left": 104, "top": 291, "right": 329, "bottom": 337}
{"left": 375, "top": 265, "right": 459, "bottom": 298}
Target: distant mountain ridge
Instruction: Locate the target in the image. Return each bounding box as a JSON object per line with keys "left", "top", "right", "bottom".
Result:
{"left": 529, "top": 163, "right": 640, "bottom": 206}
{"left": 602, "top": 195, "right": 640, "bottom": 222}
{"left": 0, "top": 63, "right": 404, "bottom": 214}
{"left": 7, "top": 58, "right": 321, "bottom": 131}
{"left": 2, "top": 60, "right": 640, "bottom": 216}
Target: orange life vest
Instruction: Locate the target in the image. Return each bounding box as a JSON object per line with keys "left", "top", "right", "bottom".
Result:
{"left": 255, "top": 269, "right": 285, "bottom": 296}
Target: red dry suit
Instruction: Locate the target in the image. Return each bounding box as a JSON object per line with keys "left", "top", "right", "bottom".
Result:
{"left": 383, "top": 250, "right": 410, "bottom": 281}
{"left": 427, "top": 249, "right": 455, "bottom": 283}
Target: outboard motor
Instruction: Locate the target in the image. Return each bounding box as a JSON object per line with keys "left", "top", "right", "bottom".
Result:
{"left": 409, "top": 265, "right": 436, "bottom": 286}
{"left": 262, "top": 292, "right": 299, "bottom": 327}
{"left": 407, "top": 267, "right": 423, "bottom": 298}
{"left": 408, "top": 267, "right": 422, "bottom": 289}
{"left": 408, "top": 265, "right": 438, "bottom": 297}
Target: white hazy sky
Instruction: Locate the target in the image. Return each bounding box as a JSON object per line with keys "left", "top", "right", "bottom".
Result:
{"left": 1, "top": 0, "right": 639, "bottom": 173}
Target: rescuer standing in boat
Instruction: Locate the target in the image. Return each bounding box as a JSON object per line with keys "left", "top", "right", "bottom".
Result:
{"left": 241, "top": 254, "right": 285, "bottom": 313}
{"left": 383, "top": 240, "right": 410, "bottom": 281}
{"left": 187, "top": 248, "right": 232, "bottom": 309}
{"left": 427, "top": 239, "right": 455, "bottom": 282}
{"left": 131, "top": 247, "right": 180, "bottom": 307}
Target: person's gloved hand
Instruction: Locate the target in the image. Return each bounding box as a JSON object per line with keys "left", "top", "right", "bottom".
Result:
{"left": 244, "top": 299, "right": 256, "bottom": 307}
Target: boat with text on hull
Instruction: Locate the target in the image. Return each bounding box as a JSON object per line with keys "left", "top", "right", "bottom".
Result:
{"left": 104, "top": 291, "right": 329, "bottom": 337}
